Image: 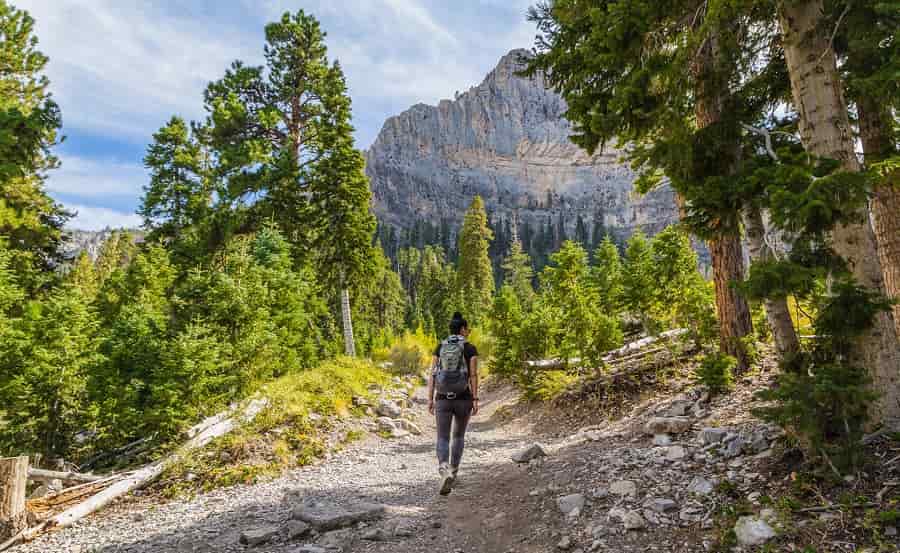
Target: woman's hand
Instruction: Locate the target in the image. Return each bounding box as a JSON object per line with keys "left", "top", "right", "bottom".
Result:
{"left": 428, "top": 401, "right": 435, "bottom": 415}
{"left": 471, "top": 399, "right": 479, "bottom": 416}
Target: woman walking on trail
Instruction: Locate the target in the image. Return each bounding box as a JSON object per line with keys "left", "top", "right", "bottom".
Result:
{"left": 428, "top": 312, "right": 479, "bottom": 496}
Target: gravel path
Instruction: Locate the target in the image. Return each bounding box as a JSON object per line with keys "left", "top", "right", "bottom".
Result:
{"left": 11, "top": 386, "right": 536, "bottom": 553}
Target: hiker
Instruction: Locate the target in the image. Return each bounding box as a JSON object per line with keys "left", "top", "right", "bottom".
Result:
{"left": 427, "top": 311, "right": 479, "bottom": 495}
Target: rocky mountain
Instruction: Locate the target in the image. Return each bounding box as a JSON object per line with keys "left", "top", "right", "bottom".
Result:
{"left": 365, "top": 49, "right": 679, "bottom": 254}
{"left": 61, "top": 228, "right": 144, "bottom": 262}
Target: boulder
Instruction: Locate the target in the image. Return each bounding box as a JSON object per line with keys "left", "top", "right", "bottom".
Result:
{"left": 557, "top": 493, "right": 586, "bottom": 517}
{"left": 511, "top": 443, "right": 548, "bottom": 463}
{"left": 292, "top": 500, "right": 386, "bottom": 531}
{"left": 666, "top": 399, "right": 693, "bottom": 417}
{"left": 734, "top": 516, "right": 777, "bottom": 546}
{"left": 644, "top": 417, "right": 692, "bottom": 435}
{"left": 239, "top": 526, "right": 280, "bottom": 546}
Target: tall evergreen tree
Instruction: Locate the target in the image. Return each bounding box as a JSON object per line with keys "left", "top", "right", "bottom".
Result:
{"left": 202, "top": 10, "right": 375, "bottom": 355}
{"left": 591, "top": 235, "right": 624, "bottom": 315}
{"left": 0, "top": 0, "right": 68, "bottom": 292}
{"left": 501, "top": 238, "right": 535, "bottom": 309}
{"left": 456, "top": 196, "right": 494, "bottom": 325}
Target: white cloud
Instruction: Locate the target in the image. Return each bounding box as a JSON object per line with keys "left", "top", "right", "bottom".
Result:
{"left": 19, "top": 0, "right": 253, "bottom": 140}
{"left": 46, "top": 155, "right": 146, "bottom": 199}
{"left": 65, "top": 205, "right": 142, "bottom": 231}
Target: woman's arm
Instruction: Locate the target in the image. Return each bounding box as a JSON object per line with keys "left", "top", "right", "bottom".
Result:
{"left": 470, "top": 355, "right": 479, "bottom": 415}
{"left": 427, "top": 355, "right": 438, "bottom": 414}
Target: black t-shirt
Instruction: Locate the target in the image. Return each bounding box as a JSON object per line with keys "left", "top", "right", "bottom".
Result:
{"left": 433, "top": 339, "right": 478, "bottom": 399}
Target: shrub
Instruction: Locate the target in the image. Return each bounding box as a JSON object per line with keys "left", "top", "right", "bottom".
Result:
{"left": 388, "top": 329, "right": 432, "bottom": 374}
{"left": 694, "top": 352, "right": 736, "bottom": 395}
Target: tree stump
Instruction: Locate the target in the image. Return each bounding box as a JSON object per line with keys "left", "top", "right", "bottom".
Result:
{"left": 0, "top": 456, "right": 28, "bottom": 541}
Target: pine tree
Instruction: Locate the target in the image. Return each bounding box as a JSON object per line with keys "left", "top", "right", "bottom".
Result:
{"left": 456, "top": 196, "right": 494, "bottom": 325}
{"left": 622, "top": 230, "right": 657, "bottom": 333}
{"left": 501, "top": 239, "right": 535, "bottom": 309}
{"left": 203, "top": 10, "right": 375, "bottom": 355}
{"left": 0, "top": 0, "right": 68, "bottom": 293}
{"left": 140, "top": 117, "right": 211, "bottom": 243}
{"left": 591, "top": 235, "right": 624, "bottom": 315}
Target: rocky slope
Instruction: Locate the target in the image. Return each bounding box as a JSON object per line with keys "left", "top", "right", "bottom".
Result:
{"left": 366, "top": 49, "right": 679, "bottom": 241}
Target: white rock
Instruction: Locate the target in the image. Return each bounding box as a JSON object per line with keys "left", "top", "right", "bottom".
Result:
{"left": 646, "top": 498, "right": 678, "bottom": 513}
{"left": 610, "top": 480, "right": 638, "bottom": 497}
{"left": 698, "top": 427, "right": 728, "bottom": 445}
{"left": 734, "top": 516, "right": 777, "bottom": 546}
{"left": 652, "top": 434, "right": 672, "bottom": 446}
{"left": 558, "top": 494, "right": 586, "bottom": 517}
{"left": 687, "top": 476, "right": 715, "bottom": 495}
{"left": 239, "top": 526, "right": 280, "bottom": 546}
{"left": 376, "top": 399, "right": 402, "bottom": 418}
{"left": 665, "top": 445, "right": 686, "bottom": 461}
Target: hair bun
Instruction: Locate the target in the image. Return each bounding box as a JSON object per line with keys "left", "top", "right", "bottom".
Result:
{"left": 451, "top": 311, "right": 463, "bottom": 320}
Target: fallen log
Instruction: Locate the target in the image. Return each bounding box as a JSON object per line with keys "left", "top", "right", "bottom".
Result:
{"left": 525, "top": 328, "right": 689, "bottom": 371}
{"left": 26, "top": 473, "right": 129, "bottom": 518}
{"left": 27, "top": 468, "right": 103, "bottom": 486}
{"left": 2, "top": 397, "right": 270, "bottom": 551}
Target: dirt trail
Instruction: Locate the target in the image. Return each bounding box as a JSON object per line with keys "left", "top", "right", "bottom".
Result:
{"left": 12, "top": 384, "right": 558, "bottom": 553}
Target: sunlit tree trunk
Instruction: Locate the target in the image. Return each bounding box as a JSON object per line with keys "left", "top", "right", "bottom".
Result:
{"left": 341, "top": 285, "right": 356, "bottom": 357}
{"left": 742, "top": 205, "right": 801, "bottom": 360}
{"left": 857, "top": 95, "right": 900, "bottom": 339}
{"left": 779, "top": 0, "right": 900, "bottom": 426}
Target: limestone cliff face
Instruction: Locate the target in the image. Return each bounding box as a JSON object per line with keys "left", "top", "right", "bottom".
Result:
{"left": 365, "top": 49, "right": 679, "bottom": 243}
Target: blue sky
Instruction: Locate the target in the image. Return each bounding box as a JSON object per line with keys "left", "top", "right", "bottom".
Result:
{"left": 18, "top": 0, "right": 536, "bottom": 230}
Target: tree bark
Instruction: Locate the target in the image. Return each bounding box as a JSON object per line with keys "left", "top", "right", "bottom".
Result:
{"left": 708, "top": 235, "right": 754, "bottom": 370}
{"left": 778, "top": 0, "right": 900, "bottom": 426}
{"left": 742, "top": 206, "right": 801, "bottom": 361}
{"left": 857, "top": 95, "right": 900, "bottom": 339}
{"left": 690, "top": 28, "right": 754, "bottom": 372}
{"left": 341, "top": 287, "right": 356, "bottom": 357}
{"left": 0, "top": 457, "right": 28, "bottom": 542}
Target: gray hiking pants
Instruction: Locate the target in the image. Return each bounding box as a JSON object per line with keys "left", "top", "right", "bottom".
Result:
{"left": 435, "top": 398, "right": 473, "bottom": 468}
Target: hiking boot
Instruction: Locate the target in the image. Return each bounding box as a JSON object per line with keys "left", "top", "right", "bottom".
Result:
{"left": 438, "top": 463, "right": 453, "bottom": 496}
{"left": 450, "top": 465, "right": 459, "bottom": 481}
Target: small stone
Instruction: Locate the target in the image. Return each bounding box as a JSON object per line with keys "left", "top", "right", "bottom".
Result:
{"left": 239, "top": 526, "right": 280, "bottom": 546}
{"left": 885, "top": 526, "right": 898, "bottom": 537}
{"left": 376, "top": 399, "right": 402, "bottom": 418}
{"left": 362, "top": 528, "right": 389, "bottom": 541}
{"left": 722, "top": 438, "right": 744, "bottom": 458}
{"left": 609, "top": 508, "right": 646, "bottom": 530}
{"left": 747, "top": 492, "right": 762, "bottom": 504}
{"left": 698, "top": 428, "right": 728, "bottom": 445}
{"left": 610, "top": 480, "right": 638, "bottom": 498}
{"left": 292, "top": 500, "right": 386, "bottom": 531}
{"left": 666, "top": 399, "right": 693, "bottom": 417}
{"left": 687, "top": 476, "right": 715, "bottom": 496}
{"left": 285, "top": 520, "right": 311, "bottom": 540}
{"left": 644, "top": 417, "right": 693, "bottom": 435}
{"left": 647, "top": 498, "right": 678, "bottom": 513}
{"left": 587, "top": 522, "right": 608, "bottom": 538}
{"left": 395, "top": 418, "right": 422, "bottom": 435}
{"left": 557, "top": 535, "right": 573, "bottom": 550}
{"left": 665, "top": 445, "right": 686, "bottom": 461}
{"left": 512, "top": 443, "right": 549, "bottom": 463}
{"left": 295, "top": 546, "right": 327, "bottom": 553}
{"left": 591, "top": 487, "right": 609, "bottom": 500}
{"left": 734, "top": 516, "right": 777, "bottom": 546}
{"left": 652, "top": 434, "right": 672, "bottom": 446}
{"left": 558, "top": 493, "right": 586, "bottom": 517}
{"left": 392, "top": 519, "right": 415, "bottom": 537}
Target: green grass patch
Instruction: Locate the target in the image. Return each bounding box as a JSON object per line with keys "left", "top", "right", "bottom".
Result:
{"left": 158, "top": 357, "right": 390, "bottom": 496}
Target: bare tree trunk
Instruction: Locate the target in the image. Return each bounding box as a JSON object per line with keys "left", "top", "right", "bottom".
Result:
{"left": 0, "top": 457, "right": 28, "bottom": 542}
{"left": 708, "top": 235, "right": 754, "bottom": 370}
{"left": 742, "top": 206, "right": 801, "bottom": 360}
{"left": 857, "top": 95, "right": 900, "bottom": 339}
{"left": 341, "top": 287, "right": 356, "bottom": 357}
{"left": 778, "top": 0, "right": 900, "bottom": 426}
{"left": 691, "top": 28, "right": 754, "bottom": 372}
